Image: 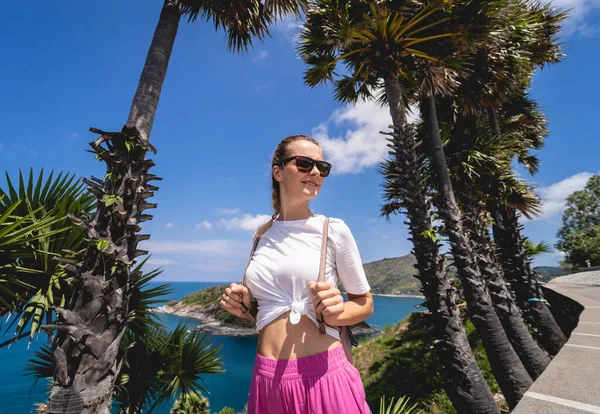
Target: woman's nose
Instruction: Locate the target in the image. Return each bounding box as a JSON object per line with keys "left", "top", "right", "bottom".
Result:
{"left": 309, "top": 164, "right": 321, "bottom": 176}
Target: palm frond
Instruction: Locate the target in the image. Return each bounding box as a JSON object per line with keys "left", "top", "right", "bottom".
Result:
{"left": 524, "top": 239, "right": 553, "bottom": 257}
{"left": 379, "top": 395, "right": 422, "bottom": 414}
{"left": 116, "top": 323, "right": 224, "bottom": 413}
{"left": 0, "top": 170, "right": 95, "bottom": 344}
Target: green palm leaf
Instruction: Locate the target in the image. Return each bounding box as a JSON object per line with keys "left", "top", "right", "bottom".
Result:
{"left": 379, "top": 395, "right": 422, "bottom": 414}
{"left": 116, "top": 324, "right": 224, "bottom": 413}
{"left": 524, "top": 240, "right": 553, "bottom": 257}
{"left": 0, "top": 170, "right": 95, "bottom": 345}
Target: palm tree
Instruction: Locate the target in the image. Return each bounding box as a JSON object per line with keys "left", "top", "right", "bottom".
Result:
{"left": 431, "top": 94, "right": 552, "bottom": 380}
{"left": 0, "top": 170, "right": 95, "bottom": 346}
{"left": 428, "top": 0, "right": 567, "bottom": 361}
{"left": 416, "top": 0, "right": 566, "bottom": 387}
{"left": 310, "top": 0, "right": 550, "bottom": 406}
{"left": 300, "top": 1, "right": 500, "bottom": 412}
{"left": 451, "top": 0, "right": 568, "bottom": 356}
{"left": 420, "top": 72, "right": 534, "bottom": 410}
{"left": 43, "top": 1, "right": 304, "bottom": 412}
{"left": 491, "top": 203, "right": 568, "bottom": 355}
{"left": 25, "top": 263, "right": 223, "bottom": 413}
{"left": 481, "top": 86, "right": 567, "bottom": 356}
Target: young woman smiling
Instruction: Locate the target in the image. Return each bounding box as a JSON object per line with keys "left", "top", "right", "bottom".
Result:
{"left": 220, "top": 135, "right": 373, "bottom": 414}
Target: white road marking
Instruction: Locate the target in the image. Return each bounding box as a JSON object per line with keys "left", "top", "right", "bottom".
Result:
{"left": 565, "top": 344, "right": 600, "bottom": 350}
{"left": 524, "top": 392, "right": 600, "bottom": 413}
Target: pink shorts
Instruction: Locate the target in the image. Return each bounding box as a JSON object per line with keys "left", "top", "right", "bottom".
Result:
{"left": 248, "top": 344, "right": 372, "bottom": 414}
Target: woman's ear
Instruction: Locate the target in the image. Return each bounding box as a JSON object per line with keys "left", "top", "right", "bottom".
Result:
{"left": 273, "top": 165, "right": 283, "bottom": 182}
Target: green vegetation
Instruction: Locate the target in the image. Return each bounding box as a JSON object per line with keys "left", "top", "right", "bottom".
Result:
{"left": 181, "top": 285, "right": 230, "bottom": 307}
{"left": 557, "top": 175, "right": 600, "bottom": 271}
{"left": 177, "top": 284, "right": 255, "bottom": 329}
{"left": 364, "top": 256, "right": 454, "bottom": 297}
{"left": 170, "top": 391, "right": 210, "bottom": 414}
{"left": 363, "top": 256, "right": 421, "bottom": 296}
{"left": 354, "top": 311, "right": 505, "bottom": 414}
{"left": 379, "top": 396, "right": 422, "bottom": 414}
{"left": 534, "top": 266, "right": 568, "bottom": 283}
{"left": 0, "top": 170, "right": 95, "bottom": 345}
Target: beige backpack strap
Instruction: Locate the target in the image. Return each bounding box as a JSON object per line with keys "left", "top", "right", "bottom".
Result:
{"left": 239, "top": 217, "right": 275, "bottom": 319}
{"left": 318, "top": 217, "right": 330, "bottom": 334}
{"left": 239, "top": 236, "right": 260, "bottom": 317}
{"left": 241, "top": 236, "right": 260, "bottom": 287}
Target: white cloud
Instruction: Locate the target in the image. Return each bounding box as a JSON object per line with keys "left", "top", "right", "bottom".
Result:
{"left": 191, "top": 260, "right": 241, "bottom": 273}
{"left": 532, "top": 250, "right": 567, "bottom": 267}
{"left": 217, "top": 208, "right": 241, "bottom": 216}
{"left": 165, "top": 222, "right": 175, "bottom": 229}
{"left": 195, "top": 220, "right": 212, "bottom": 230}
{"left": 535, "top": 171, "right": 596, "bottom": 220}
{"left": 252, "top": 49, "right": 269, "bottom": 63}
{"left": 143, "top": 239, "right": 247, "bottom": 255}
{"left": 147, "top": 258, "right": 180, "bottom": 266}
{"left": 549, "top": 0, "right": 600, "bottom": 37}
{"left": 313, "top": 99, "right": 420, "bottom": 174}
{"left": 218, "top": 214, "right": 272, "bottom": 231}
{"left": 140, "top": 239, "right": 252, "bottom": 281}
{"left": 273, "top": 15, "right": 302, "bottom": 43}
{"left": 70, "top": 132, "right": 80, "bottom": 140}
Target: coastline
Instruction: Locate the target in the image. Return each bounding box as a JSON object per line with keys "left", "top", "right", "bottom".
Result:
{"left": 153, "top": 305, "right": 259, "bottom": 336}
{"left": 153, "top": 304, "right": 380, "bottom": 336}
{"left": 371, "top": 293, "right": 425, "bottom": 299}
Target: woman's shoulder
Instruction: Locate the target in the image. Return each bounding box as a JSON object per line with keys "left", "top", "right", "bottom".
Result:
{"left": 316, "top": 215, "right": 353, "bottom": 239}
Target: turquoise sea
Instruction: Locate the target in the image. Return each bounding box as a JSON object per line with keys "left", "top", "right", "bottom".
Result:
{"left": 0, "top": 282, "right": 423, "bottom": 413}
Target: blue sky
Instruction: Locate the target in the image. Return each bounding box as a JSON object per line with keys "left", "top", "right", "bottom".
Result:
{"left": 1, "top": 1, "right": 599, "bottom": 282}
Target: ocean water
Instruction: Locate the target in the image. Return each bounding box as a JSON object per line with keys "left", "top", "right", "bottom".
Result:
{"left": 0, "top": 282, "right": 423, "bottom": 413}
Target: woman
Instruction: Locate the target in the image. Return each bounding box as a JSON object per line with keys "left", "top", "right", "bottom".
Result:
{"left": 220, "top": 135, "right": 373, "bottom": 414}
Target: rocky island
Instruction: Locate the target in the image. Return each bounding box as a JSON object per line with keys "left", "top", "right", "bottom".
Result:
{"left": 154, "top": 284, "right": 377, "bottom": 336}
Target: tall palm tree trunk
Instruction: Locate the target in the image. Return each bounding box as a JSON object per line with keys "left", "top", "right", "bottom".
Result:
{"left": 491, "top": 202, "right": 567, "bottom": 356}
{"left": 462, "top": 200, "right": 550, "bottom": 379}
{"left": 45, "top": 2, "right": 181, "bottom": 413}
{"left": 385, "top": 76, "right": 499, "bottom": 414}
{"left": 127, "top": 1, "right": 181, "bottom": 141}
{"left": 422, "top": 93, "right": 533, "bottom": 409}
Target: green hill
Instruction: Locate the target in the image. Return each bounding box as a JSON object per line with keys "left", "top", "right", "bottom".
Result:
{"left": 363, "top": 256, "right": 568, "bottom": 295}
{"left": 534, "top": 266, "right": 568, "bottom": 283}
{"left": 363, "top": 255, "right": 423, "bottom": 296}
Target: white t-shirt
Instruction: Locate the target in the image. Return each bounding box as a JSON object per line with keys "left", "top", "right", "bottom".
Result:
{"left": 244, "top": 214, "right": 371, "bottom": 341}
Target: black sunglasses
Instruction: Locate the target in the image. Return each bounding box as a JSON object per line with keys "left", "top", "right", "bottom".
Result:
{"left": 277, "top": 156, "right": 332, "bottom": 177}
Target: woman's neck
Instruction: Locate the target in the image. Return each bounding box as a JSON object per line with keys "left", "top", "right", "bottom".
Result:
{"left": 277, "top": 200, "right": 313, "bottom": 221}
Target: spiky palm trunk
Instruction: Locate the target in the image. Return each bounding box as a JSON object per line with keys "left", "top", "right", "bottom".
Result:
{"left": 462, "top": 199, "right": 550, "bottom": 379}
{"left": 491, "top": 202, "right": 567, "bottom": 356}
{"left": 422, "top": 93, "right": 532, "bottom": 408}
{"left": 45, "top": 2, "right": 180, "bottom": 412}
{"left": 385, "top": 76, "right": 499, "bottom": 414}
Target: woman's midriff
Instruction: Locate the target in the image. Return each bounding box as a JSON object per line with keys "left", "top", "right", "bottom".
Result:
{"left": 257, "top": 311, "right": 340, "bottom": 360}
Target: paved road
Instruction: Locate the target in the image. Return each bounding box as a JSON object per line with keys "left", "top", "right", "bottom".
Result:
{"left": 513, "top": 282, "right": 600, "bottom": 414}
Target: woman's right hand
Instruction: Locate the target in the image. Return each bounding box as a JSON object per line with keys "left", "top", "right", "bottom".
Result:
{"left": 220, "top": 283, "right": 253, "bottom": 320}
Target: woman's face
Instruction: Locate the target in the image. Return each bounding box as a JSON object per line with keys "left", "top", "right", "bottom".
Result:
{"left": 273, "top": 140, "right": 326, "bottom": 202}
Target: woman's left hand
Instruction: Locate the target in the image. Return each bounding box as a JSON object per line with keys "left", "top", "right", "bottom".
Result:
{"left": 308, "top": 281, "right": 345, "bottom": 325}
